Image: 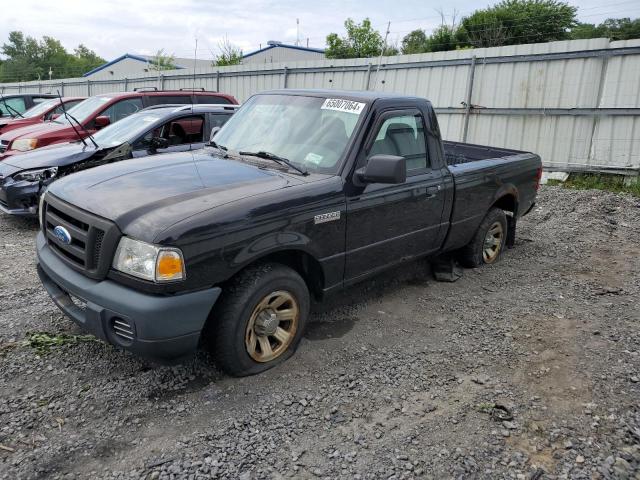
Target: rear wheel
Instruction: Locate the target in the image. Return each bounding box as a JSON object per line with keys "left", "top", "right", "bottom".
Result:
{"left": 459, "top": 208, "right": 508, "bottom": 267}
{"left": 206, "top": 263, "right": 310, "bottom": 377}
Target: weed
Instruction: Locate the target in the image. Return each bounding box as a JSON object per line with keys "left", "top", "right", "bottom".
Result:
{"left": 476, "top": 402, "right": 496, "bottom": 413}
{"left": 547, "top": 173, "right": 640, "bottom": 197}
{"left": 25, "top": 332, "right": 99, "bottom": 354}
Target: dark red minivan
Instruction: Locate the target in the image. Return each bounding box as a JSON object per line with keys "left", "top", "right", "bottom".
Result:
{"left": 0, "top": 89, "right": 237, "bottom": 159}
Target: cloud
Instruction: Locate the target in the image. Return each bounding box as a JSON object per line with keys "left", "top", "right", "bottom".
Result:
{"left": 0, "top": 0, "right": 629, "bottom": 63}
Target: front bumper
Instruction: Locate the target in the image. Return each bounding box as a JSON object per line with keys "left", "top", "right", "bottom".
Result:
{"left": 36, "top": 232, "right": 222, "bottom": 361}
{"left": 0, "top": 178, "right": 40, "bottom": 216}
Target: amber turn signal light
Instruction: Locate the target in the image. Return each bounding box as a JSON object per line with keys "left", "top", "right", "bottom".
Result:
{"left": 156, "top": 250, "right": 185, "bottom": 281}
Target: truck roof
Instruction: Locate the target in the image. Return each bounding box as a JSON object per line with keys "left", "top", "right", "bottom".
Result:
{"left": 259, "top": 88, "right": 426, "bottom": 103}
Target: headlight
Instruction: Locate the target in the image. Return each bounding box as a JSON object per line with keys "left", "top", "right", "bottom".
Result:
{"left": 38, "top": 190, "right": 47, "bottom": 228}
{"left": 13, "top": 167, "right": 58, "bottom": 182}
{"left": 12, "top": 138, "right": 38, "bottom": 152}
{"left": 112, "top": 237, "right": 185, "bottom": 283}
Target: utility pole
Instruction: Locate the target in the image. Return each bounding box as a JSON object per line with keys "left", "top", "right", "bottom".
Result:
{"left": 296, "top": 18, "right": 300, "bottom": 46}
{"left": 373, "top": 21, "right": 391, "bottom": 89}
{"left": 48, "top": 67, "right": 53, "bottom": 81}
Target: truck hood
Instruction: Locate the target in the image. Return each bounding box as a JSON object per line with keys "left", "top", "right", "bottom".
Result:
{"left": 3, "top": 142, "right": 99, "bottom": 170}
{"left": 47, "top": 150, "right": 301, "bottom": 241}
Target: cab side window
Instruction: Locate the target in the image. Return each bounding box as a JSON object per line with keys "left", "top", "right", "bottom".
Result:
{"left": 209, "top": 113, "right": 232, "bottom": 129}
{"left": 369, "top": 113, "right": 428, "bottom": 172}
{"left": 100, "top": 98, "right": 143, "bottom": 123}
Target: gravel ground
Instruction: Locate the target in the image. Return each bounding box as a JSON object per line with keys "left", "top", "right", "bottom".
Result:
{"left": 1, "top": 186, "right": 639, "bottom": 480}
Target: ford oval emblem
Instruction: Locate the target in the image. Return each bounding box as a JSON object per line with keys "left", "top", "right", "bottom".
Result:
{"left": 53, "top": 226, "right": 72, "bottom": 245}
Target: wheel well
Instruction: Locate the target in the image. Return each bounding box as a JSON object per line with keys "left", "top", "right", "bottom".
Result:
{"left": 233, "top": 250, "right": 325, "bottom": 301}
{"left": 492, "top": 194, "right": 517, "bottom": 215}
{"left": 492, "top": 194, "right": 517, "bottom": 246}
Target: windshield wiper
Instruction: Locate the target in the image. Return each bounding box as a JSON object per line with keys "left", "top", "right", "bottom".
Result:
{"left": 0, "top": 94, "right": 24, "bottom": 118}
{"left": 56, "top": 90, "right": 98, "bottom": 149}
{"left": 209, "top": 140, "right": 227, "bottom": 151}
{"left": 238, "top": 150, "right": 308, "bottom": 176}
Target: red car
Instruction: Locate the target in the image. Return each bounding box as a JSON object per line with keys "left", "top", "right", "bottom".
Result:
{"left": 0, "top": 97, "right": 85, "bottom": 136}
{"left": 0, "top": 89, "right": 237, "bottom": 159}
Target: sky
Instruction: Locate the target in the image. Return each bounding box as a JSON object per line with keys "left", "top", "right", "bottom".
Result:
{"left": 1, "top": 0, "right": 639, "bottom": 62}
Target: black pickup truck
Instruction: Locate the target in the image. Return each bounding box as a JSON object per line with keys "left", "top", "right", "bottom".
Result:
{"left": 36, "top": 89, "right": 542, "bottom": 376}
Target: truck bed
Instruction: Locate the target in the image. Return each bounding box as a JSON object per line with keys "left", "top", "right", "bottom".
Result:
{"left": 443, "top": 140, "right": 530, "bottom": 166}
{"left": 440, "top": 140, "right": 542, "bottom": 254}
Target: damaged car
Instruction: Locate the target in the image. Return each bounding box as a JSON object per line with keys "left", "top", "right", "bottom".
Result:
{"left": 0, "top": 104, "right": 238, "bottom": 216}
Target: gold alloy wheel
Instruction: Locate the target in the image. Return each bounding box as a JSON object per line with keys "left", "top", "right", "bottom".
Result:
{"left": 245, "top": 290, "right": 299, "bottom": 363}
{"left": 483, "top": 221, "right": 504, "bottom": 263}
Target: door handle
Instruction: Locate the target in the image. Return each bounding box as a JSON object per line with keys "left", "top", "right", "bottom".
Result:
{"left": 425, "top": 185, "right": 441, "bottom": 197}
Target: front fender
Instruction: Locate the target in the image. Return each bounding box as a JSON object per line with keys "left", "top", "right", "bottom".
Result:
{"left": 232, "top": 231, "right": 315, "bottom": 268}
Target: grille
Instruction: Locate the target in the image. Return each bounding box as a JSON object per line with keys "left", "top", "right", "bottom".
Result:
{"left": 111, "top": 317, "right": 135, "bottom": 342}
{"left": 93, "top": 230, "right": 104, "bottom": 266}
{"left": 43, "top": 194, "right": 120, "bottom": 280}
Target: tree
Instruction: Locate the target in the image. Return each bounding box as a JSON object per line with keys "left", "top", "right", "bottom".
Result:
{"left": 571, "top": 18, "right": 640, "bottom": 40}
{"left": 426, "top": 25, "right": 462, "bottom": 52}
{"left": 326, "top": 18, "right": 385, "bottom": 59}
{"left": 214, "top": 37, "right": 242, "bottom": 66}
{"left": 149, "top": 49, "right": 176, "bottom": 71}
{"left": 402, "top": 30, "right": 429, "bottom": 54}
{"left": 0, "top": 31, "right": 105, "bottom": 82}
{"left": 459, "top": 0, "right": 577, "bottom": 48}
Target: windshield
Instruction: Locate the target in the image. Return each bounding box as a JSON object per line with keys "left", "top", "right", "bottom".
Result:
{"left": 22, "top": 98, "right": 59, "bottom": 118}
{"left": 92, "top": 111, "right": 164, "bottom": 147}
{"left": 0, "top": 97, "right": 26, "bottom": 117}
{"left": 213, "top": 94, "right": 366, "bottom": 174}
{"left": 57, "top": 96, "right": 111, "bottom": 124}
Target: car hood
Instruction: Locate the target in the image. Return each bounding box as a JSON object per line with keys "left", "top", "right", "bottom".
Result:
{"left": 0, "top": 121, "right": 69, "bottom": 142}
{"left": 3, "top": 142, "right": 99, "bottom": 170}
{"left": 47, "top": 150, "right": 302, "bottom": 242}
{"left": 0, "top": 160, "right": 20, "bottom": 179}
{"left": 0, "top": 117, "right": 38, "bottom": 129}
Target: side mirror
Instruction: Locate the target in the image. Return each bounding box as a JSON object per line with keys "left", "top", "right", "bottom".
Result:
{"left": 208, "top": 126, "right": 221, "bottom": 145}
{"left": 149, "top": 137, "right": 170, "bottom": 151}
{"left": 355, "top": 154, "right": 406, "bottom": 184}
{"left": 94, "top": 115, "right": 111, "bottom": 128}
{"left": 49, "top": 113, "right": 61, "bottom": 121}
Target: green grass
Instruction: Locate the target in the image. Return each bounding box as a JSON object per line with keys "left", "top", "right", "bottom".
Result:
{"left": 25, "top": 332, "right": 99, "bottom": 354}
{"left": 547, "top": 173, "right": 640, "bottom": 197}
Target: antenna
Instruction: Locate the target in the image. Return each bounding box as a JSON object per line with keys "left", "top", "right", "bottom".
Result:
{"left": 56, "top": 89, "right": 88, "bottom": 148}
{"left": 296, "top": 18, "right": 300, "bottom": 46}
{"left": 374, "top": 21, "right": 391, "bottom": 89}
{"left": 192, "top": 37, "right": 197, "bottom": 114}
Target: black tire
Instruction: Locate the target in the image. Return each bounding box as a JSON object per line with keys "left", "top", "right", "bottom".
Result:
{"left": 458, "top": 208, "right": 508, "bottom": 268}
{"left": 206, "top": 262, "right": 310, "bottom": 377}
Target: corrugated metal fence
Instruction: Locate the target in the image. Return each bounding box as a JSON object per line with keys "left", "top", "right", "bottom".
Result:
{"left": 2, "top": 38, "right": 639, "bottom": 173}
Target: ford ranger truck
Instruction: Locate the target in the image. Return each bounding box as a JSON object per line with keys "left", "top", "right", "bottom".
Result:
{"left": 36, "top": 89, "right": 542, "bottom": 376}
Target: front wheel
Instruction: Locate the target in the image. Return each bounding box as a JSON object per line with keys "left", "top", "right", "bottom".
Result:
{"left": 206, "top": 263, "right": 310, "bottom": 377}
{"left": 458, "top": 208, "right": 508, "bottom": 268}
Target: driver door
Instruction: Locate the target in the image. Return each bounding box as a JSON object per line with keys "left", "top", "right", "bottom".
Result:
{"left": 344, "top": 110, "right": 446, "bottom": 282}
